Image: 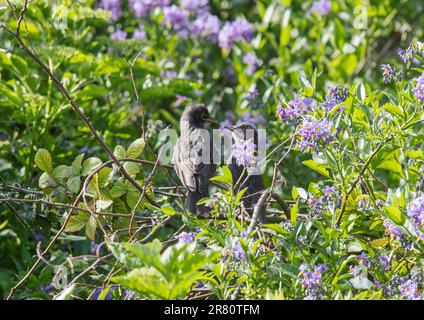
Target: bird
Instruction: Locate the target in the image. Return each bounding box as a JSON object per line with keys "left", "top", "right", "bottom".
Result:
{"left": 228, "top": 122, "right": 267, "bottom": 224}
{"left": 173, "top": 103, "right": 217, "bottom": 217}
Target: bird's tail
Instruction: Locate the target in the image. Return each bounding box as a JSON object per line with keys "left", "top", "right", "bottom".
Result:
{"left": 185, "top": 191, "right": 210, "bottom": 217}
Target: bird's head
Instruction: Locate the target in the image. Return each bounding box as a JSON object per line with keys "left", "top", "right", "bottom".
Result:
{"left": 182, "top": 103, "right": 217, "bottom": 128}
{"left": 231, "top": 122, "right": 258, "bottom": 142}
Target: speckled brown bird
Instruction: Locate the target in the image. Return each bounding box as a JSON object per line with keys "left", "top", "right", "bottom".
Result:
{"left": 173, "top": 104, "right": 217, "bottom": 216}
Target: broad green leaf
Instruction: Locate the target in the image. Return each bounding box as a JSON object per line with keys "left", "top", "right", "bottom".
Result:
{"left": 35, "top": 149, "right": 52, "bottom": 173}
{"left": 383, "top": 206, "right": 405, "bottom": 225}
{"left": 86, "top": 215, "right": 97, "bottom": 240}
{"left": 114, "top": 145, "right": 126, "bottom": 159}
{"left": 291, "top": 200, "right": 299, "bottom": 225}
{"left": 81, "top": 157, "right": 102, "bottom": 176}
{"left": 67, "top": 175, "right": 81, "bottom": 193}
{"left": 160, "top": 204, "right": 175, "bottom": 216}
{"left": 39, "top": 172, "right": 57, "bottom": 189}
{"left": 65, "top": 212, "right": 90, "bottom": 232}
{"left": 377, "top": 160, "right": 402, "bottom": 174}
{"left": 53, "top": 165, "right": 72, "bottom": 179}
{"left": 302, "top": 160, "right": 330, "bottom": 178}
{"left": 127, "top": 138, "right": 145, "bottom": 158}
{"left": 109, "top": 182, "right": 127, "bottom": 198}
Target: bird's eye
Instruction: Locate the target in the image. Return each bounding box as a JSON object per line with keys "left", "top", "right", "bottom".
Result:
{"left": 201, "top": 113, "right": 208, "bottom": 120}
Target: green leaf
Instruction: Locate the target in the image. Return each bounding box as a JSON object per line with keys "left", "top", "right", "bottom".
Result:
{"left": 114, "top": 145, "right": 126, "bottom": 159}
{"left": 127, "top": 138, "right": 146, "bottom": 158}
{"left": 377, "top": 160, "right": 402, "bottom": 174}
{"left": 123, "top": 162, "right": 140, "bottom": 175}
{"left": 160, "top": 204, "right": 175, "bottom": 216}
{"left": 39, "top": 172, "right": 57, "bottom": 189}
{"left": 52, "top": 165, "right": 72, "bottom": 179}
{"left": 383, "top": 206, "right": 405, "bottom": 225}
{"left": 109, "top": 182, "right": 127, "bottom": 198}
{"left": 96, "top": 199, "right": 113, "bottom": 210}
{"left": 86, "top": 215, "right": 97, "bottom": 240}
{"left": 302, "top": 160, "right": 330, "bottom": 178}
{"left": 383, "top": 103, "right": 404, "bottom": 119}
{"left": 81, "top": 157, "right": 102, "bottom": 176}
{"left": 67, "top": 175, "right": 81, "bottom": 193}
{"left": 65, "top": 212, "right": 90, "bottom": 232}
{"left": 71, "top": 154, "right": 84, "bottom": 175}
{"left": 291, "top": 200, "right": 299, "bottom": 225}
{"left": 35, "top": 149, "right": 52, "bottom": 173}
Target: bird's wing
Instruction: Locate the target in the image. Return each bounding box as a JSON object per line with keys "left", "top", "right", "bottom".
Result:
{"left": 173, "top": 131, "right": 214, "bottom": 194}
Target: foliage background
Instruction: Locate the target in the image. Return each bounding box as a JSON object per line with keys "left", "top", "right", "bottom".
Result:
{"left": 0, "top": 0, "right": 423, "bottom": 300}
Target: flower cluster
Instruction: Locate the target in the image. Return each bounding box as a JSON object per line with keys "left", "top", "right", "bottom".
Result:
{"left": 322, "top": 85, "right": 348, "bottom": 111}
{"left": 379, "top": 253, "right": 390, "bottom": 271}
{"left": 191, "top": 11, "right": 220, "bottom": 42}
{"left": 163, "top": 5, "right": 190, "bottom": 38}
{"left": 245, "top": 90, "right": 263, "bottom": 110}
{"left": 111, "top": 29, "right": 127, "bottom": 41}
{"left": 412, "top": 72, "right": 424, "bottom": 102}
{"left": 407, "top": 194, "right": 424, "bottom": 240}
{"left": 381, "top": 64, "right": 403, "bottom": 83}
{"left": 99, "top": 0, "right": 122, "bottom": 20}
{"left": 299, "top": 263, "right": 328, "bottom": 299}
{"left": 297, "top": 119, "right": 334, "bottom": 152}
{"left": 243, "top": 53, "right": 259, "bottom": 75}
{"left": 218, "top": 17, "right": 254, "bottom": 51}
{"left": 309, "top": 0, "right": 331, "bottom": 16}
{"left": 399, "top": 279, "right": 422, "bottom": 300}
{"left": 276, "top": 96, "right": 316, "bottom": 125}
{"left": 129, "top": 0, "right": 170, "bottom": 18}
{"left": 398, "top": 42, "right": 423, "bottom": 65}
{"left": 224, "top": 241, "right": 246, "bottom": 262}
{"left": 231, "top": 139, "right": 258, "bottom": 168}
{"left": 177, "top": 231, "right": 195, "bottom": 243}
{"left": 382, "top": 217, "right": 402, "bottom": 242}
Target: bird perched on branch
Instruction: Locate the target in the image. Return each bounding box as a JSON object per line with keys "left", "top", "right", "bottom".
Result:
{"left": 173, "top": 104, "right": 217, "bottom": 216}
{"left": 228, "top": 122, "right": 266, "bottom": 224}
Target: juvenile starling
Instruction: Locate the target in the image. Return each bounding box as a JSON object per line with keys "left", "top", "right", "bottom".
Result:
{"left": 173, "top": 104, "right": 217, "bottom": 216}
{"left": 228, "top": 122, "right": 266, "bottom": 223}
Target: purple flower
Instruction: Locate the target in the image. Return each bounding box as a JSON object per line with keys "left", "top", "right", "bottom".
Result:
{"left": 379, "top": 253, "right": 390, "bottom": 271}
{"left": 323, "top": 185, "right": 336, "bottom": 196}
{"left": 357, "top": 252, "right": 373, "bottom": 268}
{"left": 407, "top": 194, "right": 424, "bottom": 240}
{"left": 191, "top": 11, "right": 220, "bottom": 42}
{"left": 162, "top": 70, "right": 178, "bottom": 79}
{"left": 178, "top": 231, "right": 195, "bottom": 243}
{"left": 243, "top": 53, "right": 259, "bottom": 75}
{"left": 180, "top": 0, "right": 208, "bottom": 12}
{"left": 43, "top": 284, "right": 53, "bottom": 294}
{"left": 92, "top": 288, "right": 113, "bottom": 300}
{"left": 98, "top": 0, "right": 122, "bottom": 21}
{"left": 231, "top": 244, "right": 246, "bottom": 262}
{"left": 322, "top": 85, "right": 348, "bottom": 111}
{"left": 111, "top": 29, "right": 127, "bottom": 41}
{"left": 277, "top": 96, "right": 316, "bottom": 125}
{"left": 349, "top": 265, "right": 361, "bottom": 277}
{"left": 299, "top": 263, "right": 328, "bottom": 296}
{"left": 382, "top": 217, "right": 402, "bottom": 241}
{"left": 309, "top": 0, "right": 331, "bottom": 16}
{"left": 231, "top": 139, "right": 258, "bottom": 168}
{"left": 399, "top": 279, "right": 421, "bottom": 300}
{"left": 205, "top": 197, "right": 218, "bottom": 207}
{"left": 163, "top": 5, "right": 189, "bottom": 38}
{"left": 373, "top": 279, "right": 382, "bottom": 289}
{"left": 246, "top": 90, "right": 259, "bottom": 102}
{"left": 297, "top": 119, "right": 334, "bottom": 152}
{"left": 133, "top": 24, "right": 147, "bottom": 40}
{"left": 412, "top": 73, "right": 424, "bottom": 102}
{"left": 381, "top": 64, "right": 403, "bottom": 83}
{"left": 218, "top": 17, "right": 254, "bottom": 51}
{"left": 129, "top": 0, "right": 170, "bottom": 18}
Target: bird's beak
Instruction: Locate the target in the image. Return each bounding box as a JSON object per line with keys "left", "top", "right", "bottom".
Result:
{"left": 206, "top": 117, "right": 219, "bottom": 125}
